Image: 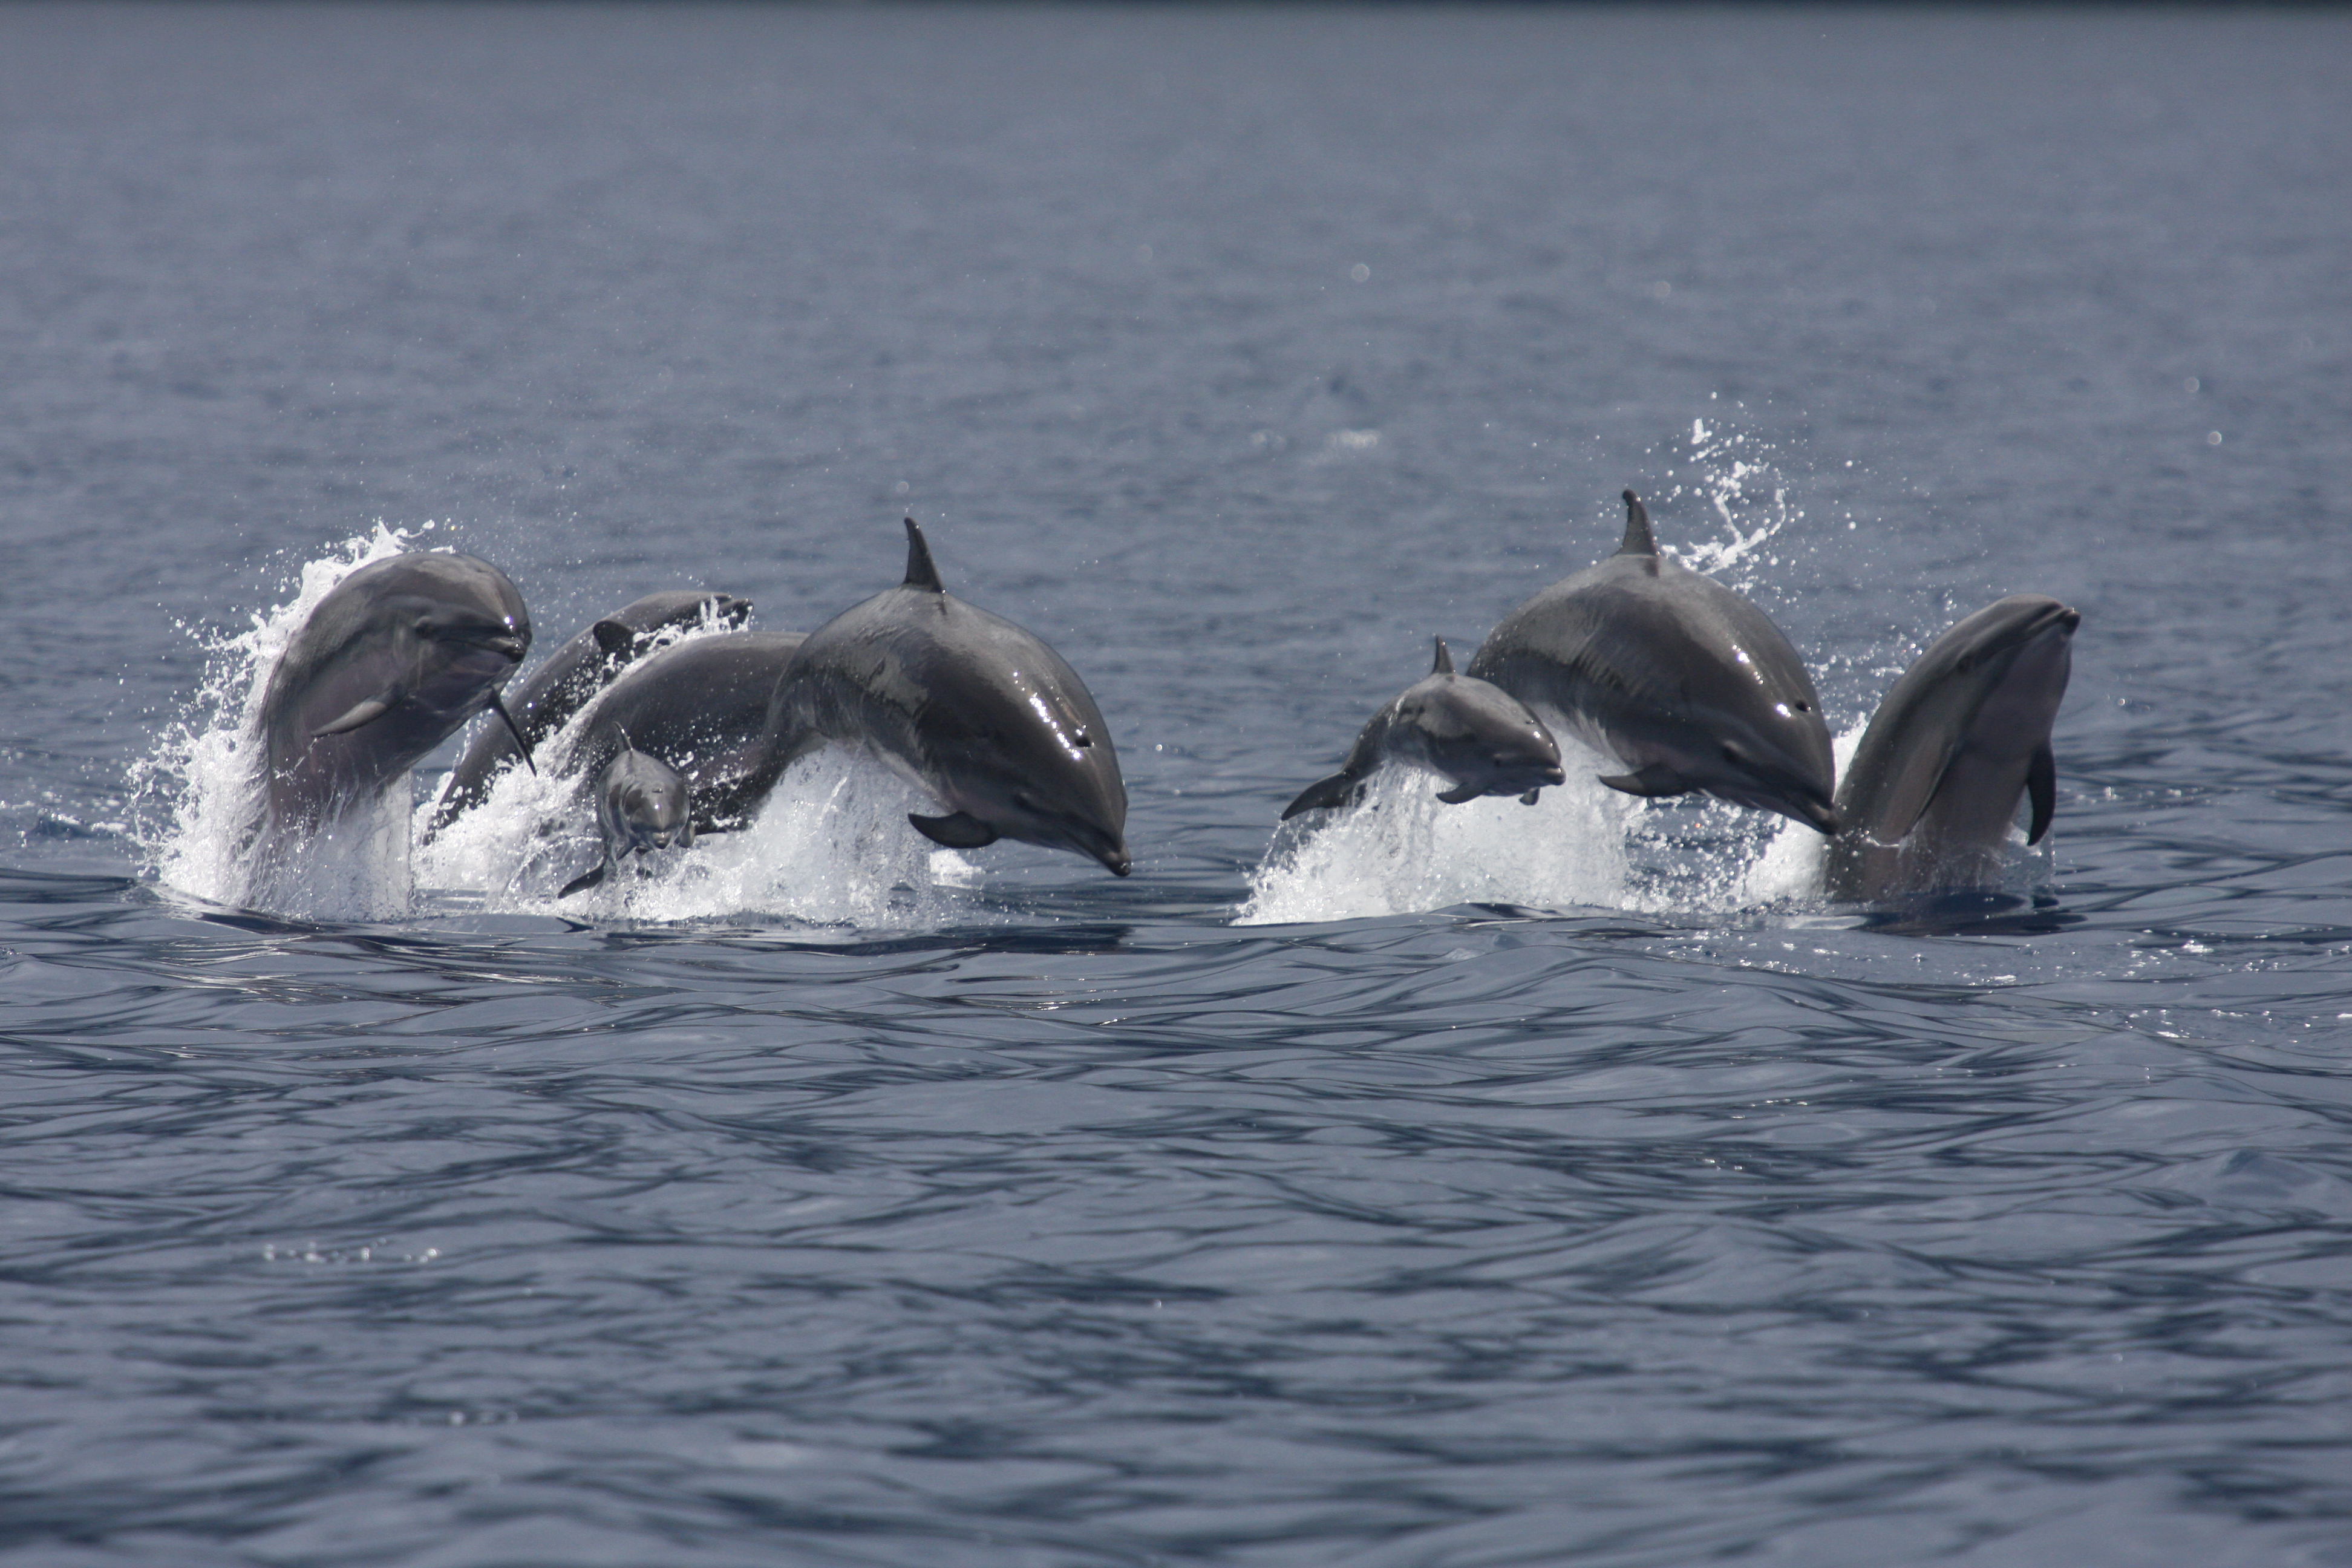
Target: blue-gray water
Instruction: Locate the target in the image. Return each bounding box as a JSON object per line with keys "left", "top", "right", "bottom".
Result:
{"left": 5, "top": 4, "right": 2352, "bottom": 1563}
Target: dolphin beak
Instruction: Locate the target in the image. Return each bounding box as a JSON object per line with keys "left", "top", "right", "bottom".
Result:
{"left": 446, "top": 626, "right": 528, "bottom": 662}
{"left": 1094, "top": 840, "right": 1132, "bottom": 877}
{"left": 1795, "top": 795, "right": 1843, "bottom": 836}
{"left": 1541, "top": 765, "right": 1568, "bottom": 785}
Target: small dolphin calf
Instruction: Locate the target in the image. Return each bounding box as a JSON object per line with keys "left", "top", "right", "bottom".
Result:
{"left": 561, "top": 630, "right": 809, "bottom": 833}
{"left": 754, "top": 519, "right": 1131, "bottom": 875}
{"left": 1467, "top": 491, "right": 1840, "bottom": 833}
{"left": 560, "top": 733, "right": 694, "bottom": 898}
{"left": 1282, "top": 638, "right": 1566, "bottom": 819}
{"left": 1825, "top": 593, "right": 2080, "bottom": 901}
{"left": 430, "top": 589, "right": 750, "bottom": 832}
{"left": 257, "top": 552, "right": 531, "bottom": 835}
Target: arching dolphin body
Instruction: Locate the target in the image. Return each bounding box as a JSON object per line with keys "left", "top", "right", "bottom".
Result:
{"left": 559, "top": 734, "right": 694, "bottom": 898}
{"left": 753, "top": 520, "right": 1131, "bottom": 875}
{"left": 430, "top": 589, "right": 750, "bottom": 832}
{"left": 1824, "top": 594, "right": 2080, "bottom": 901}
{"left": 560, "top": 631, "right": 809, "bottom": 833}
{"left": 1466, "top": 491, "right": 1839, "bottom": 834}
{"left": 256, "top": 552, "right": 531, "bottom": 836}
{"left": 1282, "top": 638, "right": 1566, "bottom": 819}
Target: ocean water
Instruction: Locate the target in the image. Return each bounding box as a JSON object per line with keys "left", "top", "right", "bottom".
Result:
{"left": 5, "top": 4, "right": 2352, "bottom": 1564}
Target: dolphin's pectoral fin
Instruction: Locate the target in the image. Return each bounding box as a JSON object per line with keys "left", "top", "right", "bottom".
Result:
{"left": 1597, "top": 766, "right": 1690, "bottom": 799}
{"left": 1520, "top": 789, "right": 1541, "bottom": 806}
{"left": 1281, "top": 772, "right": 1362, "bottom": 820}
{"left": 558, "top": 863, "right": 610, "bottom": 898}
{"left": 909, "top": 811, "right": 999, "bottom": 849}
{"left": 2025, "top": 742, "right": 2057, "bottom": 844}
{"left": 312, "top": 694, "right": 397, "bottom": 736}
{"left": 488, "top": 691, "right": 535, "bottom": 774}
{"left": 591, "top": 619, "right": 638, "bottom": 657}
{"left": 1434, "top": 783, "right": 1483, "bottom": 805}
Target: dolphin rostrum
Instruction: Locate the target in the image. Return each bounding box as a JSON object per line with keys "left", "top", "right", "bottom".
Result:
{"left": 256, "top": 551, "right": 531, "bottom": 835}
{"left": 1282, "top": 637, "right": 1566, "bottom": 819}
{"left": 430, "top": 589, "right": 751, "bottom": 832}
{"left": 1466, "top": 490, "right": 1840, "bottom": 833}
{"left": 560, "top": 630, "right": 809, "bottom": 835}
{"left": 1825, "top": 593, "right": 2080, "bottom": 900}
{"left": 753, "top": 518, "right": 1131, "bottom": 875}
{"left": 560, "top": 731, "right": 695, "bottom": 898}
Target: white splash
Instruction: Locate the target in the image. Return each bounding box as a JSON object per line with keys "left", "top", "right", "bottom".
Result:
{"left": 418, "top": 740, "right": 978, "bottom": 929}
{"left": 1238, "top": 752, "right": 1637, "bottom": 925}
{"left": 606, "top": 750, "right": 976, "bottom": 927}
{"left": 131, "top": 524, "right": 420, "bottom": 920}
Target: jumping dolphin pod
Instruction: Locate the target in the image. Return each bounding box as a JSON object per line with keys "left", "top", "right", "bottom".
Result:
{"left": 258, "top": 551, "right": 531, "bottom": 836}
{"left": 430, "top": 589, "right": 751, "bottom": 833}
{"left": 1282, "top": 637, "right": 1566, "bottom": 819}
{"left": 559, "top": 733, "right": 694, "bottom": 898}
{"left": 1825, "top": 593, "right": 2080, "bottom": 901}
{"left": 754, "top": 519, "right": 1131, "bottom": 875}
{"left": 1466, "top": 491, "right": 1840, "bottom": 834}
{"left": 560, "top": 630, "right": 810, "bottom": 834}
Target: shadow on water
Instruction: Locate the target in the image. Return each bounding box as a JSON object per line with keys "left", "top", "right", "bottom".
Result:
{"left": 1849, "top": 890, "right": 2088, "bottom": 939}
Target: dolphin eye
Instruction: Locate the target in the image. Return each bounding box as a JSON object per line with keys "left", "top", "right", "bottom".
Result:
{"left": 1794, "top": 701, "right": 1810, "bottom": 712}
{"left": 1073, "top": 729, "right": 1093, "bottom": 748}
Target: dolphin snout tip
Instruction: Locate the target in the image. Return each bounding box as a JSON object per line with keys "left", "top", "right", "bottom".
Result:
{"left": 1801, "top": 800, "right": 1843, "bottom": 836}
{"left": 1541, "top": 765, "right": 1568, "bottom": 785}
{"left": 1097, "top": 844, "right": 1133, "bottom": 877}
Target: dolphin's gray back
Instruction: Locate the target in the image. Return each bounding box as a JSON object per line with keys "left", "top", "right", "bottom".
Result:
{"left": 566, "top": 631, "right": 807, "bottom": 828}
{"left": 1470, "top": 554, "right": 1819, "bottom": 754}
{"left": 774, "top": 587, "right": 1116, "bottom": 788}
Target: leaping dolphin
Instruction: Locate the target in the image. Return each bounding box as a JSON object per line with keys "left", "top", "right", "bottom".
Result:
{"left": 753, "top": 518, "right": 1131, "bottom": 875}
{"left": 1825, "top": 594, "right": 2079, "bottom": 900}
{"left": 257, "top": 551, "right": 531, "bottom": 836}
{"left": 1466, "top": 491, "right": 1840, "bottom": 834}
{"left": 560, "top": 630, "right": 809, "bottom": 834}
{"left": 430, "top": 589, "right": 751, "bottom": 833}
{"left": 560, "top": 731, "right": 695, "bottom": 898}
{"left": 1282, "top": 637, "right": 1566, "bottom": 819}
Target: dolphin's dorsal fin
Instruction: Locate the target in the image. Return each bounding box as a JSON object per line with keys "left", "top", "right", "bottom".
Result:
{"left": 1616, "top": 490, "right": 1658, "bottom": 557}
{"left": 1431, "top": 636, "right": 1454, "bottom": 676}
{"left": 591, "top": 619, "right": 637, "bottom": 657}
{"left": 902, "top": 518, "right": 944, "bottom": 593}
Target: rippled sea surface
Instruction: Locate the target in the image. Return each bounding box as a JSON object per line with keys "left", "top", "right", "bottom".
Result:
{"left": 6, "top": 5, "right": 2352, "bottom": 1564}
